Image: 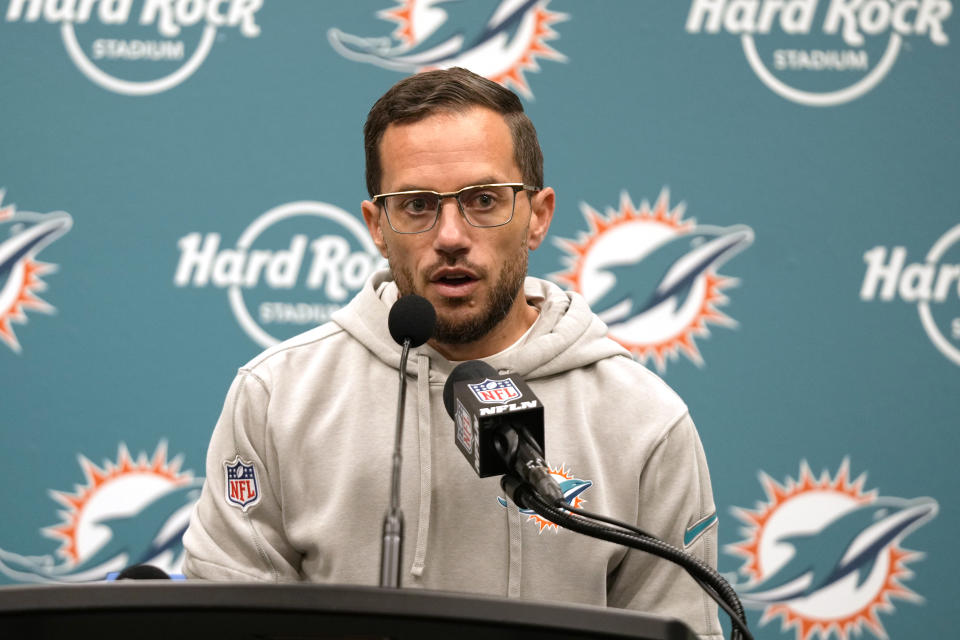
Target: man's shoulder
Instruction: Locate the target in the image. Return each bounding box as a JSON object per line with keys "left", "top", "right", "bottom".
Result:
{"left": 575, "top": 353, "right": 689, "bottom": 420}
{"left": 240, "top": 321, "right": 354, "bottom": 376}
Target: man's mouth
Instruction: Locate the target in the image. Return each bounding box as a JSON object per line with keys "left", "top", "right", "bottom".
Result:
{"left": 430, "top": 269, "right": 479, "bottom": 297}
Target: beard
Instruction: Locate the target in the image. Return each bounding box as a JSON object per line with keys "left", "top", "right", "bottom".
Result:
{"left": 388, "top": 245, "right": 528, "bottom": 346}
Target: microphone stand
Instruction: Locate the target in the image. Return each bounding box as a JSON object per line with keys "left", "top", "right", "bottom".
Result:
{"left": 380, "top": 337, "right": 411, "bottom": 588}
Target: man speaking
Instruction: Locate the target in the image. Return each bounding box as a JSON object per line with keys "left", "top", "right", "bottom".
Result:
{"left": 183, "top": 67, "right": 722, "bottom": 639}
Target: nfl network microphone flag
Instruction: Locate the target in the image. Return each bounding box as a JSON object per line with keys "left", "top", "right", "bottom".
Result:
{"left": 452, "top": 374, "right": 544, "bottom": 478}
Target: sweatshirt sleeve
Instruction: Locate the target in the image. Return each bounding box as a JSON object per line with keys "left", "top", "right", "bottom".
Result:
{"left": 182, "top": 370, "right": 302, "bottom": 581}
{"left": 606, "top": 412, "right": 723, "bottom": 640}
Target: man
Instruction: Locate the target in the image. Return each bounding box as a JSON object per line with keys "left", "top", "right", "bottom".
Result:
{"left": 183, "top": 68, "right": 722, "bottom": 639}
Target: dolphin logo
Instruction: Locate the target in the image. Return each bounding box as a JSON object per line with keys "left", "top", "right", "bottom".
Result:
{"left": 591, "top": 224, "right": 754, "bottom": 327}
{"left": 738, "top": 496, "right": 938, "bottom": 604}
{"left": 0, "top": 194, "right": 73, "bottom": 352}
{"left": 0, "top": 207, "right": 73, "bottom": 295}
{"left": 0, "top": 480, "right": 202, "bottom": 583}
{"left": 498, "top": 477, "right": 592, "bottom": 511}
{"left": 328, "top": 0, "right": 541, "bottom": 72}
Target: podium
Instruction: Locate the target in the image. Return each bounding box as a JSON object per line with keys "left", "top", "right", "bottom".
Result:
{"left": 0, "top": 583, "right": 696, "bottom": 639}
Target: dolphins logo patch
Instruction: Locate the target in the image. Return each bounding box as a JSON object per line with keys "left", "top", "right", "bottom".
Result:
{"left": 726, "top": 459, "right": 938, "bottom": 640}
{"left": 552, "top": 188, "right": 753, "bottom": 373}
{"left": 0, "top": 442, "right": 200, "bottom": 583}
{"left": 0, "top": 190, "right": 72, "bottom": 353}
{"left": 328, "top": 0, "right": 568, "bottom": 98}
{"left": 498, "top": 464, "right": 592, "bottom": 534}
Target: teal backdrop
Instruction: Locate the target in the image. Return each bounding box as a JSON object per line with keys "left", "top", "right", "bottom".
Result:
{"left": 2, "top": 2, "right": 957, "bottom": 639}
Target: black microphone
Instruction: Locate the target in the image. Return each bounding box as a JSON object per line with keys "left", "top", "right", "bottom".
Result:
{"left": 380, "top": 294, "right": 436, "bottom": 588}
{"left": 388, "top": 294, "right": 435, "bottom": 348}
{"left": 443, "top": 361, "right": 562, "bottom": 503}
{"left": 116, "top": 564, "right": 170, "bottom": 580}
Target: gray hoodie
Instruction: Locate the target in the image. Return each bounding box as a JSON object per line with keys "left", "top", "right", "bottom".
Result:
{"left": 183, "top": 271, "right": 722, "bottom": 639}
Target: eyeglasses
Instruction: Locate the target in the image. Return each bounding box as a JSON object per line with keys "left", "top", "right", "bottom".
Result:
{"left": 372, "top": 183, "right": 540, "bottom": 234}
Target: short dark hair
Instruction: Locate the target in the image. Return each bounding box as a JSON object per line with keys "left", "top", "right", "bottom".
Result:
{"left": 363, "top": 67, "right": 543, "bottom": 197}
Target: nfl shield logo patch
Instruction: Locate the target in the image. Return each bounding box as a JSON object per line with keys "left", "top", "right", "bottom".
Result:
{"left": 468, "top": 378, "right": 523, "bottom": 404}
{"left": 224, "top": 456, "right": 260, "bottom": 512}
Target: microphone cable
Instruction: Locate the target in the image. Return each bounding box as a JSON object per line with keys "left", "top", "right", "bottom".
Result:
{"left": 503, "top": 477, "right": 753, "bottom": 640}
{"left": 557, "top": 501, "right": 746, "bottom": 635}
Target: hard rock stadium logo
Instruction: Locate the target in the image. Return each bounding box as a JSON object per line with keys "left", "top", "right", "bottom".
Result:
{"left": 174, "top": 200, "right": 385, "bottom": 348}
{"left": 726, "top": 459, "right": 938, "bottom": 640}
{"left": 860, "top": 223, "right": 960, "bottom": 367}
{"left": 551, "top": 189, "right": 754, "bottom": 373}
{"left": 4, "top": 0, "right": 263, "bottom": 96}
{"left": 0, "top": 189, "right": 72, "bottom": 354}
{"left": 685, "top": 0, "right": 953, "bottom": 107}
{"left": 328, "top": 0, "right": 568, "bottom": 98}
{"left": 0, "top": 442, "right": 201, "bottom": 583}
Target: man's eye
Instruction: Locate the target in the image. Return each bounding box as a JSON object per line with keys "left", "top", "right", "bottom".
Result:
{"left": 463, "top": 191, "right": 498, "bottom": 210}
{"left": 400, "top": 196, "right": 434, "bottom": 214}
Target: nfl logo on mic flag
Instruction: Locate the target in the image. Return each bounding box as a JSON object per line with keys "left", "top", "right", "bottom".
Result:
{"left": 469, "top": 378, "right": 523, "bottom": 404}
{"left": 224, "top": 456, "right": 260, "bottom": 512}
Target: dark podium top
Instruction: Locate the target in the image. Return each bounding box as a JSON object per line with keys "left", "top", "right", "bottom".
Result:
{"left": 0, "top": 582, "right": 697, "bottom": 640}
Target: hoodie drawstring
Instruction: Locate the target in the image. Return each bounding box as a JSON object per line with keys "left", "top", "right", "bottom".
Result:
{"left": 406, "top": 351, "right": 523, "bottom": 592}
{"left": 410, "top": 353, "right": 432, "bottom": 578}
{"left": 507, "top": 495, "right": 523, "bottom": 597}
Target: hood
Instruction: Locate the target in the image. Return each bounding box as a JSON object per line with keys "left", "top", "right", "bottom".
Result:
{"left": 331, "top": 269, "right": 627, "bottom": 377}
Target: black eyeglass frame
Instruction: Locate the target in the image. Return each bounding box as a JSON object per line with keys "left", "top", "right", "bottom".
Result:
{"left": 371, "top": 183, "right": 541, "bottom": 234}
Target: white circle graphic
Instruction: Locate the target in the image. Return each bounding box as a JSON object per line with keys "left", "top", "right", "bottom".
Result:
{"left": 60, "top": 22, "right": 217, "bottom": 96}
{"left": 918, "top": 224, "right": 960, "bottom": 367}
{"left": 741, "top": 33, "right": 902, "bottom": 107}
{"left": 227, "top": 201, "right": 380, "bottom": 348}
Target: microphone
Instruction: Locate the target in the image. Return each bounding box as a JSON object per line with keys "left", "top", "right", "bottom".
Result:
{"left": 380, "top": 294, "right": 436, "bottom": 588}
{"left": 116, "top": 564, "right": 171, "bottom": 580}
{"left": 443, "top": 361, "right": 562, "bottom": 503}
{"left": 388, "top": 294, "right": 435, "bottom": 348}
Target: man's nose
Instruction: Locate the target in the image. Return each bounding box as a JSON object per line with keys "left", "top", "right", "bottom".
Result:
{"left": 432, "top": 198, "right": 470, "bottom": 252}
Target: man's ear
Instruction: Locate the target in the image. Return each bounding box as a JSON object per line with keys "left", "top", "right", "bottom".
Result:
{"left": 526, "top": 187, "right": 555, "bottom": 251}
{"left": 362, "top": 200, "right": 389, "bottom": 258}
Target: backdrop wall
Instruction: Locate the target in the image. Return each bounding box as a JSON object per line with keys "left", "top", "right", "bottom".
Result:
{"left": 2, "top": 2, "right": 957, "bottom": 639}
